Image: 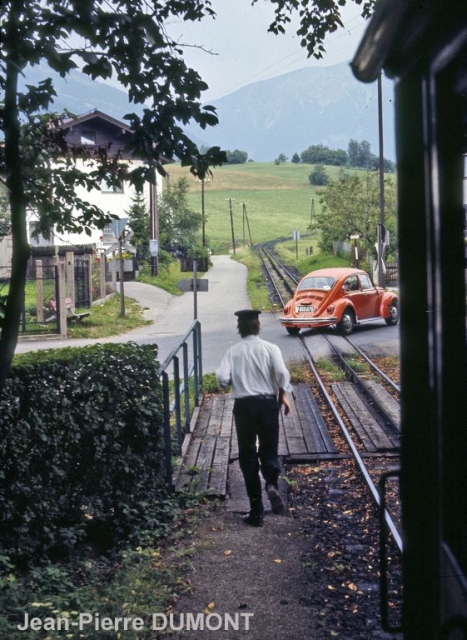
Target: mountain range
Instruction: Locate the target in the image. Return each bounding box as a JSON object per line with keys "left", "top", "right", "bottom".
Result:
{"left": 22, "top": 61, "right": 395, "bottom": 162}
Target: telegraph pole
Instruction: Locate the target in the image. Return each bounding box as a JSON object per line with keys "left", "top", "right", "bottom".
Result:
{"left": 228, "top": 198, "right": 236, "bottom": 255}
{"left": 309, "top": 197, "right": 316, "bottom": 233}
{"left": 149, "top": 178, "right": 159, "bottom": 276}
{"left": 243, "top": 203, "right": 253, "bottom": 246}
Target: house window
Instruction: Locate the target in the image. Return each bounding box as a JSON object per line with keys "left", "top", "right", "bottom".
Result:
{"left": 100, "top": 179, "right": 124, "bottom": 193}
{"left": 29, "top": 222, "right": 54, "bottom": 247}
{"left": 81, "top": 130, "right": 96, "bottom": 145}
{"left": 102, "top": 224, "right": 115, "bottom": 241}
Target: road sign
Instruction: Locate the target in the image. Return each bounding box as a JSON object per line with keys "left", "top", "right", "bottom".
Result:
{"left": 177, "top": 279, "right": 209, "bottom": 292}
{"left": 180, "top": 257, "right": 209, "bottom": 272}
{"left": 149, "top": 239, "right": 159, "bottom": 256}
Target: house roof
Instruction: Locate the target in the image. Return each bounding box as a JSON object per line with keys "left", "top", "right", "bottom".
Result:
{"left": 60, "top": 109, "right": 133, "bottom": 134}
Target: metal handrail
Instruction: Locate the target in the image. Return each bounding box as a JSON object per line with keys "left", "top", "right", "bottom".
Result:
{"left": 158, "top": 320, "right": 203, "bottom": 489}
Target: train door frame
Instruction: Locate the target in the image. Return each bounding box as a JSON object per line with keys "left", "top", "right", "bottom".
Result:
{"left": 352, "top": 2, "right": 467, "bottom": 638}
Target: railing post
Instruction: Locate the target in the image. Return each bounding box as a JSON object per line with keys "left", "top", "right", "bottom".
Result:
{"left": 193, "top": 321, "right": 203, "bottom": 406}
{"left": 182, "top": 342, "right": 190, "bottom": 433}
{"left": 161, "top": 371, "right": 173, "bottom": 491}
{"left": 158, "top": 321, "right": 204, "bottom": 488}
{"left": 172, "top": 356, "right": 182, "bottom": 451}
{"left": 197, "top": 320, "right": 203, "bottom": 385}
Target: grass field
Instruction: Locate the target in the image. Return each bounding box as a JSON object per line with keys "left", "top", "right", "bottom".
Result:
{"left": 164, "top": 161, "right": 356, "bottom": 253}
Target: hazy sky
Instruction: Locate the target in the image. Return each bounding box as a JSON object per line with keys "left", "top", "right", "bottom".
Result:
{"left": 166, "top": 0, "right": 369, "bottom": 101}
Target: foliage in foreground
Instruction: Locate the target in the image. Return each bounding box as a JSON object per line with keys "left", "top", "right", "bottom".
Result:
{"left": 0, "top": 496, "right": 216, "bottom": 640}
{"left": 0, "top": 343, "right": 167, "bottom": 565}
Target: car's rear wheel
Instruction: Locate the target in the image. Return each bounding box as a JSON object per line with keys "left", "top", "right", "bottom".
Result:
{"left": 286, "top": 326, "right": 301, "bottom": 336}
{"left": 337, "top": 308, "right": 355, "bottom": 335}
{"left": 385, "top": 301, "right": 399, "bottom": 326}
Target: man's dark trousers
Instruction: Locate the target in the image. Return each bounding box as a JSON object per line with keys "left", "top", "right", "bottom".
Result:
{"left": 233, "top": 395, "right": 281, "bottom": 509}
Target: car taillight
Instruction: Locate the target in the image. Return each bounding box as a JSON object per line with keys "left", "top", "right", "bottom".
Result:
{"left": 327, "top": 305, "right": 335, "bottom": 313}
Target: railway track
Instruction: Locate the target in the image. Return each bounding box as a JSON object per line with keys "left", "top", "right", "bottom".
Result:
{"left": 260, "top": 244, "right": 298, "bottom": 305}
{"left": 258, "top": 244, "right": 402, "bottom": 553}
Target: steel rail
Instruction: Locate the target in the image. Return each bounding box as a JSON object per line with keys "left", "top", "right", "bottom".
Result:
{"left": 259, "top": 248, "right": 287, "bottom": 306}
{"left": 299, "top": 336, "right": 403, "bottom": 552}
{"left": 344, "top": 336, "right": 400, "bottom": 393}
{"left": 262, "top": 246, "right": 300, "bottom": 287}
{"left": 260, "top": 247, "right": 297, "bottom": 305}
{"left": 320, "top": 333, "right": 400, "bottom": 434}
{"left": 322, "top": 333, "right": 400, "bottom": 395}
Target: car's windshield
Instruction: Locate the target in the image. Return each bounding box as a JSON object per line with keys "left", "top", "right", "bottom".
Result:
{"left": 298, "top": 276, "right": 335, "bottom": 291}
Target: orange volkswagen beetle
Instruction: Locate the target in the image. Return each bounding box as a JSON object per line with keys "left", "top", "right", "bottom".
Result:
{"left": 279, "top": 267, "right": 399, "bottom": 336}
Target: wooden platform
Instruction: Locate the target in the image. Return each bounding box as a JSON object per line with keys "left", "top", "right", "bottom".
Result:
{"left": 175, "top": 384, "right": 337, "bottom": 498}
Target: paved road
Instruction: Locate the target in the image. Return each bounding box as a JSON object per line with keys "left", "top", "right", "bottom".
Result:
{"left": 15, "top": 255, "right": 399, "bottom": 370}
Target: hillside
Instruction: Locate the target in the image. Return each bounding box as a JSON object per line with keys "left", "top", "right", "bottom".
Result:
{"left": 164, "top": 161, "right": 369, "bottom": 254}
{"left": 22, "top": 62, "right": 395, "bottom": 163}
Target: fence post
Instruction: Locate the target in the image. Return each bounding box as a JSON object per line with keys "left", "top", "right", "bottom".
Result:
{"left": 36, "top": 260, "right": 44, "bottom": 323}
{"left": 55, "top": 256, "right": 67, "bottom": 337}
{"left": 86, "top": 253, "right": 93, "bottom": 306}
{"left": 100, "top": 250, "right": 106, "bottom": 299}
{"left": 65, "top": 250, "right": 75, "bottom": 304}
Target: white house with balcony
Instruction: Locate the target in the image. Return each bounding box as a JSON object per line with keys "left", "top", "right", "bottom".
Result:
{"left": 28, "top": 109, "right": 162, "bottom": 252}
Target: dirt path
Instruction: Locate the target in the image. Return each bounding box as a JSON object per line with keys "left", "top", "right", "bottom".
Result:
{"left": 172, "top": 508, "right": 317, "bottom": 640}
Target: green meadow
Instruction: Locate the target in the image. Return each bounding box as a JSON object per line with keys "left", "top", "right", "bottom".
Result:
{"left": 164, "top": 161, "right": 351, "bottom": 254}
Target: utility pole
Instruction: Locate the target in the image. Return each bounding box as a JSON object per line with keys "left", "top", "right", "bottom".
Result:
{"left": 150, "top": 178, "right": 159, "bottom": 276}
{"left": 309, "top": 198, "right": 316, "bottom": 233}
{"left": 201, "top": 179, "right": 206, "bottom": 248}
{"left": 118, "top": 229, "right": 125, "bottom": 317}
{"left": 242, "top": 203, "right": 253, "bottom": 246}
{"left": 228, "top": 198, "right": 236, "bottom": 255}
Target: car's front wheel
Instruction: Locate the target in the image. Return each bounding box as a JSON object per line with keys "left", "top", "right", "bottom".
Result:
{"left": 286, "top": 326, "right": 301, "bottom": 336}
{"left": 385, "top": 301, "right": 399, "bottom": 326}
{"left": 337, "top": 308, "right": 355, "bottom": 335}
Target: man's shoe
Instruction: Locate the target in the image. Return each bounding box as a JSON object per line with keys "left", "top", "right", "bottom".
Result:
{"left": 243, "top": 512, "right": 264, "bottom": 527}
{"left": 267, "top": 484, "right": 286, "bottom": 515}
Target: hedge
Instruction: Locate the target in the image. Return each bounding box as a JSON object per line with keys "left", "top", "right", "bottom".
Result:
{"left": 0, "top": 343, "right": 167, "bottom": 564}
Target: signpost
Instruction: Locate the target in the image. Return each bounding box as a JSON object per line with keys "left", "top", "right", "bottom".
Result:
{"left": 350, "top": 234, "right": 360, "bottom": 268}
{"left": 293, "top": 230, "right": 300, "bottom": 259}
{"left": 110, "top": 218, "right": 128, "bottom": 316}
{"left": 177, "top": 259, "right": 209, "bottom": 319}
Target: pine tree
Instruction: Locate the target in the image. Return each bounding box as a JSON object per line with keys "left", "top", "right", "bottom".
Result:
{"left": 127, "top": 191, "right": 149, "bottom": 248}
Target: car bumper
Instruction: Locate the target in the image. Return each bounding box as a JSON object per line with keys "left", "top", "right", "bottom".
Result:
{"left": 279, "top": 315, "right": 338, "bottom": 327}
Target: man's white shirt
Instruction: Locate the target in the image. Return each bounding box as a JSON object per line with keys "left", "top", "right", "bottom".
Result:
{"left": 216, "top": 336, "right": 292, "bottom": 399}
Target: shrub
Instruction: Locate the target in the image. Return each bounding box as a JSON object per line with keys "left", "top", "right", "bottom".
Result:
{"left": 0, "top": 343, "right": 167, "bottom": 564}
{"left": 308, "top": 164, "right": 329, "bottom": 186}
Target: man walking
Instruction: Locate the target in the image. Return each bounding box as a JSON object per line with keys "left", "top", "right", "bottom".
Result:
{"left": 216, "top": 309, "right": 292, "bottom": 527}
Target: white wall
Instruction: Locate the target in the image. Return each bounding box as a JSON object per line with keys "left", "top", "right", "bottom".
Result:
{"left": 28, "top": 158, "right": 162, "bottom": 249}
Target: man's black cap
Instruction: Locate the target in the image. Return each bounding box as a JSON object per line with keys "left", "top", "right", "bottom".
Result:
{"left": 234, "top": 309, "right": 261, "bottom": 319}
